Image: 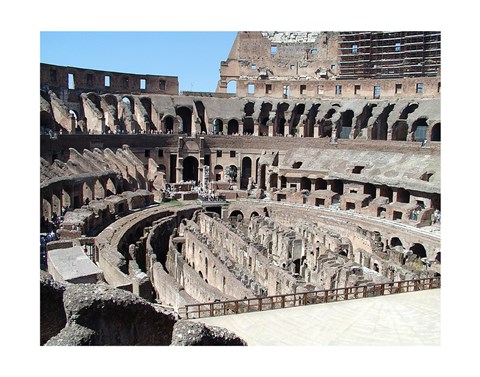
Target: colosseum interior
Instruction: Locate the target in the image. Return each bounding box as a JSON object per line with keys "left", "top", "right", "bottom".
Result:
{"left": 39, "top": 31, "right": 441, "bottom": 347}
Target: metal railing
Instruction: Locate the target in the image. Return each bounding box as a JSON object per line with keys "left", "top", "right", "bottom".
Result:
{"left": 179, "top": 277, "right": 440, "bottom": 319}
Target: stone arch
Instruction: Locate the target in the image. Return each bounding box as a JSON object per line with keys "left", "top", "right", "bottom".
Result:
{"left": 94, "top": 179, "right": 105, "bottom": 199}
{"left": 411, "top": 118, "right": 429, "bottom": 142}
{"left": 183, "top": 156, "right": 199, "bottom": 182}
{"left": 227, "top": 80, "right": 237, "bottom": 94}
{"left": 229, "top": 210, "right": 244, "bottom": 223}
{"left": 399, "top": 103, "right": 419, "bottom": 119}
{"left": 214, "top": 165, "right": 223, "bottom": 181}
{"left": 390, "top": 237, "right": 403, "bottom": 248}
{"left": 227, "top": 119, "right": 239, "bottom": 135}
{"left": 213, "top": 118, "right": 224, "bottom": 134}
{"left": 106, "top": 178, "right": 116, "bottom": 196}
{"left": 241, "top": 156, "right": 252, "bottom": 189}
{"left": 431, "top": 122, "right": 440, "bottom": 141}
{"left": 176, "top": 106, "right": 192, "bottom": 135}
{"left": 338, "top": 109, "right": 354, "bottom": 139}
{"left": 409, "top": 243, "right": 427, "bottom": 259}
{"left": 305, "top": 103, "right": 320, "bottom": 137}
{"left": 163, "top": 115, "right": 174, "bottom": 133}
{"left": 121, "top": 96, "right": 134, "bottom": 114}
{"left": 391, "top": 120, "right": 408, "bottom": 141}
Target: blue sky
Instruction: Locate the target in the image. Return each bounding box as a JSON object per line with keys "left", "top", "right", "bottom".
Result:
{"left": 40, "top": 31, "right": 237, "bottom": 93}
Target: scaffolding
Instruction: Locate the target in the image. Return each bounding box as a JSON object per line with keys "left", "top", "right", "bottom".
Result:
{"left": 337, "top": 31, "right": 441, "bottom": 79}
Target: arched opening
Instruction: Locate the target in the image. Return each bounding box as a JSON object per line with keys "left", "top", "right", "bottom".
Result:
{"left": 225, "top": 165, "right": 238, "bottom": 183}
{"left": 372, "top": 104, "right": 394, "bottom": 140}
{"left": 293, "top": 259, "right": 301, "bottom": 274}
{"left": 183, "top": 156, "right": 199, "bottom": 182}
{"left": 280, "top": 176, "right": 287, "bottom": 189}
{"left": 140, "top": 97, "right": 154, "bottom": 132}
{"left": 305, "top": 104, "right": 320, "bottom": 137}
{"left": 227, "top": 80, "right": 237, "bottom": 94}
{"left": 399, "top": 103, "right": 418, "bottom": 119}
{"left": 431, "top": 123, "right": 440, "bottom": 141}
{"left": 241, "top": 157, "right": 252, "bottom": 189}
{"left": 290, "top": 103, "right": 305, "bottom": 136}
{"left": 391, "top": 121, "right": 408, "bottom": 141}
{"left": 176, "top": 106, "right": 192, "bottom": 135}
{"left": 121, "top": 96, "right": 134, "bottom": 114}
{"left": 227, "top": 119, "right": 239, "bottom": 135}
{"left": 364, "top": 183, "right": 376, "bottom": 199}
{"left": 105, "top": 178, "right": 116, "bottom": 196}
{"left": 164, "top": 116, "right": 174, "bottom": 133}
{"left": 391, "top": 237, "right": 403, "bottom": 248}
{"left": 338, "top": 110, "right": 354, "bottom": 139}
{"left": 229, "top": 210, "right": 244, "bottom": 223}
{"left": 276, "top": 102, "right": 289, "bottom": 136}
{"left": 354, "top": 104, "right": 375, "bottom": 138}
{"left": 410, "top": 243, "right": 427, "bottom": 259}
{"left": 244, "top": 102, "right": 255, "bottom": 117}
{"left": 258, "top": 102, "right": 272, "bottom": 135}
{"left": 214, "top": 165, "right": 223, "bottom": 181}
{"left": 213, "top": 118, "right": 223, "bottom": 134}
{"left": 250, "top": 211, "right": 260, "bottom": 218}
{"left": 315, "top": 178, "right": 328, "bottom": 190}
{"left": 377, "top": 207, "right": 386, "bottom": 218}
{"left": 411, "top": 118, "right": 428, "bottom": 142}
{"left": 300, "top": 177, "right": 311, "bottom": 191}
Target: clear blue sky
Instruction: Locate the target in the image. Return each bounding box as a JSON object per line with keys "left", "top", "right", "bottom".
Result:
{"left": 40, "top": 31, "right": 237, "bottom": 93}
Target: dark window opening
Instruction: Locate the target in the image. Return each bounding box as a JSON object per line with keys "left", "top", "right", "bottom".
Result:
{"left": 346, "top": 202, "right": 355, "bottom": 210}
{"left": 292, "top": 161, "right": 303, "bottom": 169}
{"left": 158, "top": 149, "right": 163, "bottom": 158}
{"left": 420, "top": 172, "right": 433, "bottom": 182}
{"left": 393, "top": 211, "right": 403, "bottom": 220}
{"left": 123, "top": 76, "right": 129, "bottom": 88}
{"left": 230, "top": 151, "right": 236, "bottom": 158}
{"left": 204, "top": 154, "right": 210, "bottom": 166}
{"left": 352, "top": 166, "right": 364, "bottom": 174}
{"left": 300, "top": 85, "right": 307, "bottom": 95}
{"left": 217, "top": 150, "right": 222, "bottom": 157}
{"left": 145, "top": 149, "right": 150, "bottom": 158}
{"left": 87, "top": 74, "right": 94, "bottom": 86}
{"left": 159, "top": 80, "right": 166, "bottom": 91}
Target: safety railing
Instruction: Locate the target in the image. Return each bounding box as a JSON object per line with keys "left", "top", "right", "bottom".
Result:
{"left": 179, "top": 276, "right": 440, "bottom": 319}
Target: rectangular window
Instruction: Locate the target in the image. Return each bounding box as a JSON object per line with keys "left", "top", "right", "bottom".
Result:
{"left": 140, "top": 79, "right": 146, "bottom": 90}
{"left": 354, "top": 85, "right": 361, "bottom": 95}
{"left": 204, "top": 154, "right": 210, "bottom": 166}
{"left": 271, "top": 45, "right": 277, "bottom": 54}
{"left": 374, "top": 85, "right": 381, "bottom": 99}
{"left": 300, "top": 85, "right": 307, "bottom": 95}
{"left": 352, "top": 44, "right": 358, "bottom": 54}
{"left": 68, "top": 73, "right": 75, "bottom": 90}
{"left": 104, "top": 75, "right": 111, "bottom": 87}
{"left": 158, "top": 149, "right": 163, "bottom": 157}
{"left": 217, "top": 150, "right": 222, "bottom": 157}
{"left": 145, "top": 149, "right": 150, "bottom": 158}
{"left": 395, "top": 83, "right": 402, "bottom": 94}
{"left": 335, "top": 85, "right": 342, "bottom": 95}
{"left": 290, "top": 64, "right": 296, "bottom": 70}
{"left": 251, "top": 64, "right": 256, "bottom": 70}
{"left": 416, "top": 83, "right": 424, "bottom": 94}
{"left": 265, "top": 84, "right": 272, "bottom": 94}
{"left": 230, "top": 151, "right": 236, "bottom": 158}
{"left": 317, "top": 85, "right": 324, "bottom": 95}
{"left": 311, "top": 49, "right": 318, "bottom": 55}
{"left": 248, "top": 84, "right": 255, "bottom": 94}
{"left": 283, "top": 85, "right": 290, "bottom": 99}
{"left": 123, "top": 77, "right": 129, "bottom": 88}
{"left": 159, "top": 80, "right": 166, "bottom": 91}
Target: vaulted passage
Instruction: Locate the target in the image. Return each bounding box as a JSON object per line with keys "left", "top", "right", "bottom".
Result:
{"left": 176, "top": 106, "right": 192, "bottom": 135}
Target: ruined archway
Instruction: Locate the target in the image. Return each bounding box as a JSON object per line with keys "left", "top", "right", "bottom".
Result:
{"left": 391, "top": 121, "right": 408, "bottom": 141}
{"left": 315, "top": 178, "right": 328, "bottom": 190}
{"left": 213, "top": 118, "right": 223, "bottom": 134}
{"left": 214, "top": 165, "right": 224, "bottom": 181}
{"left": 164, "top": 116, "right": 174, "bottom": 133}
{"left": 410, "top": 243, "right": 427, "bottom": 259}
{"left": 338, "top": 110, "right": 354, "bottom": 139}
